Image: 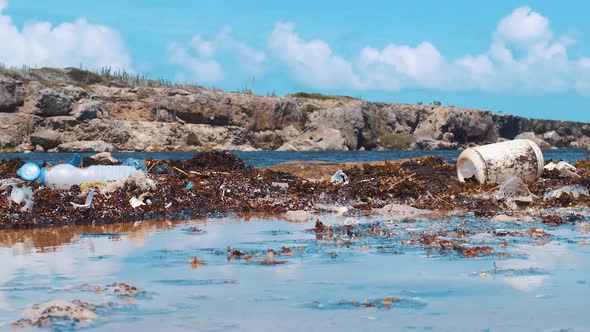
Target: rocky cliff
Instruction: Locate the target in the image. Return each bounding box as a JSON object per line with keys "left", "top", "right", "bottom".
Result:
{"left": 1, "top": 67, "right": 589, "bottom": 152}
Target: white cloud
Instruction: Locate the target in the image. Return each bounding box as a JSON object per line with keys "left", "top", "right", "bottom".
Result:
{"left": 0, "top": 1, "right": 131, "bottom": 70}
{"left": 357, "top": 42, "right": 448, "bottom": 90}
{"left": 265, "top": 6, "right": 590, "bottom": 95}
{"left": 268, "top": 22, "right": 360, "bottom": 89}
{"left": 495, "top": 6, "right": 552, "bottom": 46}
{"left": 167, "top": 41, "right": 225, "bottom": 83}
{"left": 168, "top": 27, "right": 267, "bottom": 84}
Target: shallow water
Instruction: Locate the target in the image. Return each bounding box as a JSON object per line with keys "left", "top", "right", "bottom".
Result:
{"left": 0, "top": 214, "right": 588, "bottom": 331}
{"left": 1, "top": 148, "right": 588, "bottom": 167}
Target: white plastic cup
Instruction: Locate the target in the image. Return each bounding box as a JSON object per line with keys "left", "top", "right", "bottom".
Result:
{"left": 457, "top": 139, "right": 544, "bottom": 184}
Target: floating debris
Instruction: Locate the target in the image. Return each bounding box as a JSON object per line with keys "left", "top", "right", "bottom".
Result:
{"left": 189, "top": 256, "right": 205, "bottom": 269}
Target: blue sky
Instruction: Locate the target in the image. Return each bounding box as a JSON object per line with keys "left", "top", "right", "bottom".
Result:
{"left": 1, "top": 0, "right": 589, "bottom": 122}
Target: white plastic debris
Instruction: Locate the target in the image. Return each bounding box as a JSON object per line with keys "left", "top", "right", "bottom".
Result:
{"left": 10, "top": 186, "right": 25, "bottom": 204}
{"left": 496, "top": 176, "right": 535, "bottom": 204}
{"left": 543, "top": 185, "right": 590, "bottom": 201}
{"left": 315, "top": 204, "right": 349, "bottom": 215}
{"left": 129, "top": 196, "right": 145, "bottom": 208}
{"left": 457, "top": 139, "right": 544, "bottom": 184}
{"left": 70, "top": 189, "right": 95, "bottom": 209}
{"left": 9, "top": 185, "right": 35, "bottom": 212}
{"left": 544, "top": 161, "right": 580, "bottom": 179}
{"left": 0, "top": 178, "right": 18, "bottom": 192}
{"left": 330, "top": 170, "right": 349, "bottom": 185}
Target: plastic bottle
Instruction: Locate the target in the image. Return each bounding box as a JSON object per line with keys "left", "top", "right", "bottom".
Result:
{"left": 17, "top": 162, "right": 140, "bottom": 189}
{"left": 456, "top": 139, "right": 544, "bottom": 184}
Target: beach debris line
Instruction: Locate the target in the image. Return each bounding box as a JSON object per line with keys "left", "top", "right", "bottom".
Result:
{"left": 1, "top": 149, "right": 590, "bottom": 228}
{"left": 543, "top": 185, "right": 590, "bottom": 200}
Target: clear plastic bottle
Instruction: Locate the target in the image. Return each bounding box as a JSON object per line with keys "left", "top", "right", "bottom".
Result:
{"left": 43, "top": 164, "right": 140, "bottom": 189}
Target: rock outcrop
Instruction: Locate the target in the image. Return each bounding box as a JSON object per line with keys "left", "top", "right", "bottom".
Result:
{"left": 1, "top": 67, "right": 589, "bottom": 152}
{"left": 277, "top": 127, "right": 348, "bottom": 151}
{"left": 57, "top": 140, "right": 114, "bottom": 152}
{"left": 0, "top": 80, "right": 25, "bottom": 112}
{"left": 30, "top": 130, "right": 62, "bottom": 150}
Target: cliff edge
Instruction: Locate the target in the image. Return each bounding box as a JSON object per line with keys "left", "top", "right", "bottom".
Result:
{"left": 1, "top": 67, "right": 589, "bottom": 152}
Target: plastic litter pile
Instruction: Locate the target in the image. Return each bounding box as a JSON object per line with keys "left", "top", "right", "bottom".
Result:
{"left": 0, "top": 141, "right": 589, "bottom": 229}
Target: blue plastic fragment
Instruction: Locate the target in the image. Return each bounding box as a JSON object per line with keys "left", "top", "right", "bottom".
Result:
{"left": 67, "top": 153, "right": 82, "bottom": 166}
{"left": 185, "top": 182, "right": 194, "bottom": 190}
{"left": 123, "top": 158, "right": 148, "bottom": 171}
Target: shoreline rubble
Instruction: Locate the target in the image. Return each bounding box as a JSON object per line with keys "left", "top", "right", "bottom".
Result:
{"left": 0, "top": 151, "right": 589, "bottom": 230}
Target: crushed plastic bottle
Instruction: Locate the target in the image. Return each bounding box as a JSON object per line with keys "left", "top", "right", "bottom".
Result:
{"left": 331, "top": 170, "right": 349, "bottom": 185}
{"left": 9, "top": 185, "right": 34, "bottom": 212}
{"left": 17, "top": 162, "right": 142, "bottom": 190}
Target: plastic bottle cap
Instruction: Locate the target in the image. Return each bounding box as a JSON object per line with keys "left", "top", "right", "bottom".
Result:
{"left": 17, "top": 163, "right": 42, "bottom": 181}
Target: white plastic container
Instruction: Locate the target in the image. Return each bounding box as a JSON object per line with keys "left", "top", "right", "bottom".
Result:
{"left": 43, "top": 164, "right": 139, "bottom": 189}
{"left": 456, "top": 139, "right": 544, "bottom": 184}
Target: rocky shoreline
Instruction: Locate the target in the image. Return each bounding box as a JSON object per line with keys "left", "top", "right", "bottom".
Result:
{"left": 1, "top": 67, "right": 590, "bottom": 153}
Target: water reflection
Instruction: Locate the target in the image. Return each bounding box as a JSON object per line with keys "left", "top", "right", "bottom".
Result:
{"left": 499, "top": 242, "right": 575, "bottom": 292}
{"left": 0, "top": 220, "right": 175, "bottom": 254}
{"left": 0, "top": 216, "right": 587, "bottom": 331}
{"left": 0, "top": 213, "right": 279, "bottom": 254}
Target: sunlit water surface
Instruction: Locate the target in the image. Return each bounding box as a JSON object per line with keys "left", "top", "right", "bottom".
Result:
{"left": 0, "top": 214, "right": 588, "bottom": 331}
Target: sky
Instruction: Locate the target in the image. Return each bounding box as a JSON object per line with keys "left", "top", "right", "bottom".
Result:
{"left": 1, "top": 0, "right": 589, "bottom": 122}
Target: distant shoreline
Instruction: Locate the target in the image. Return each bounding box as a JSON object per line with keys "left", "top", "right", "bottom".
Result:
{"left": 1, "top": 66, "right": 590, "bottom": 154}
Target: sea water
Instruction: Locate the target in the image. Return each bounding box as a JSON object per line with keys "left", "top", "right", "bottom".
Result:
{"left": 0, "top": 214, "right": 587, "bottom": 331}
